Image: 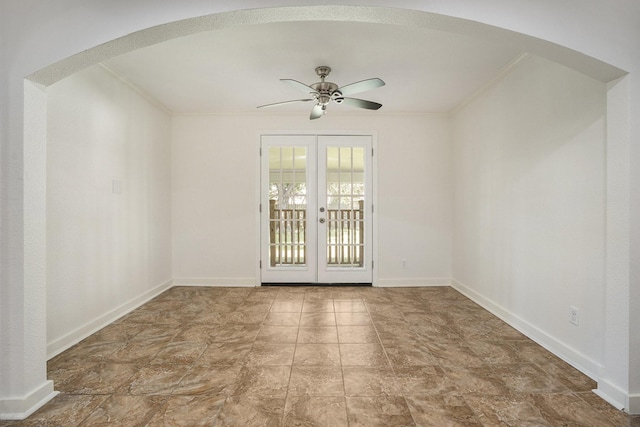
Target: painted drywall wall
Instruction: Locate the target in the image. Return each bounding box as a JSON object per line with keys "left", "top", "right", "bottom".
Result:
{"left": 2, "top": 0, "right": 638, "bottom": 418}
{"left": 46, "top": 65, "right": 173, "bottom": 356}
{"left": 171, "top": 113, "right": 452, "bottom": 286}
{"left": 452, "top": 55, "right": 606, "bottom": 375}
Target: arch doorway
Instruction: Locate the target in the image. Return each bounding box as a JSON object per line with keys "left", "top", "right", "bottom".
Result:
{"left": 5, "top": 3, "right": 630, "bottom": 419}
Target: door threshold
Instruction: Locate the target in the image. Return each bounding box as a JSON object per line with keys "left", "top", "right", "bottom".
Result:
{"left": 261, "top": 283, "right": 372, "bottom": 287}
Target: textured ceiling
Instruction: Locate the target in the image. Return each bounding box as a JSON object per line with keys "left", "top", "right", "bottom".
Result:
{"left": 103, "top": 20, "right": 522, "bottom": 115}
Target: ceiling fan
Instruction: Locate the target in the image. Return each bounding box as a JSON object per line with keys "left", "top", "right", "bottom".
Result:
{"left": 257, "top": 66, "right": 385, "bottom": 120}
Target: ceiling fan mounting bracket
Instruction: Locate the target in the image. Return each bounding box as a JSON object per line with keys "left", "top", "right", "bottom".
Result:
{"left": 315, "top": 66, "right": 331, "bottom": 80}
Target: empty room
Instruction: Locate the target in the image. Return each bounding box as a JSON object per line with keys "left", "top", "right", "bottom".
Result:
{"left": 1, "top": 2, "right": 638, "bottom": 426}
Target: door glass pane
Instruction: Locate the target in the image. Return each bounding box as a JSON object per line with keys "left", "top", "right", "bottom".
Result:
{"left": 268, "top": 146, "right": 307, "bottom": 267}
{"left": 325, "top": 146, "right": 365, "bottom": 267}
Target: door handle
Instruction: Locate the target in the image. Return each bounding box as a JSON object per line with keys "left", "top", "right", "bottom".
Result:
{"left": 319, "top": 218, "right": 325, "bottom": 224}
{"left": 319, "top": 207, "right": 325, "bottom": 212}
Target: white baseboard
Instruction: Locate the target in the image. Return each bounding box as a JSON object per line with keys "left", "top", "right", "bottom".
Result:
{"left": 593, "top": 383, "right": 640, "bottom": 414}
{"left": 451, "top": 279, "right": 601, "bottom": 380}
{"left": 593, "top": 380, "right": 627, "bottom": 411}
{"left": 628, "top": 393, "right": 640, "bottom": 415}
{"left": 47, "top": 279, "right": 174, "bottom": 359}
{"left": 173, "top": 277, "right": 257, "bottom": 287}
{"left": 376, "top": 278, "right": 452, "bottom": 287}
{"left": 0, "top": 380, "right": 58, "bottom": 420}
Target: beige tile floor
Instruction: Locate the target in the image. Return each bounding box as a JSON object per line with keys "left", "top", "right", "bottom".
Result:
{"left": 2, "top": 286, "right": 638, "bottom": 426}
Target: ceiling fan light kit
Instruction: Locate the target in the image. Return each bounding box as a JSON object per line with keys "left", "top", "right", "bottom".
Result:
{"left": 257, "top": 66, "right": 385, "bottom": 120}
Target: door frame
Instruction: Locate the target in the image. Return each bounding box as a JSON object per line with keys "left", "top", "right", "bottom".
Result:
{"left": 256, "top": 130, "right": 378, "bottom": 286}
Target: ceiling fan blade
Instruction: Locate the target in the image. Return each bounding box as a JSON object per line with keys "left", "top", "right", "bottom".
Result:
{"left": 310, "top": 104, "right": 323, "bottom": 120}
{"left": 337, "top": 78, "right": 385, "bottom": 96}
{"left": 257, "top": 99, "right": 314, "bottom": 108}
{"left": 341, "top": 97, "right": 382, "bottom": 110}
{"left": 281, "top": 79, "right": 319, "bottom": 95}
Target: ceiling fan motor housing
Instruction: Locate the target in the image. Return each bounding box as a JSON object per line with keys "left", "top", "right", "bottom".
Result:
{"left": 311, "top": 81, "right": 339, "bottom": 105}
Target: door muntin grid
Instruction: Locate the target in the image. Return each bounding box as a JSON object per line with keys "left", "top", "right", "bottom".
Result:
{"left": 268, "top": 146, "right": 308, "bottom": 267}
{"left": 325, "top": 146, "right": 365, "bottom": 268}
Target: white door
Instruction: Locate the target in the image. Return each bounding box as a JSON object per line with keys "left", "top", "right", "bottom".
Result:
{"left": 261, "top": 134, "right": 373, "bottom": 284}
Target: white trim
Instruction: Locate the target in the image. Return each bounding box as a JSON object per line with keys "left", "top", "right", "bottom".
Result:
{"left": 593, "top": 380, "right": 627, "bottom": 411}
{"left": 46, "top": 279, "right": 174, "bottom": 359}
{"left": 99, "top": 63, "right": 173, "bottom": 115}
{"left": 0, "top": 381, "right": 58, "bottom": 421}
{"left": 593, "top": 382, "right": 640, "bottom": 414}
{"left": 258, "top": 131, "right": 378, "bottom": 285}
{"left": 376, "top": 278, "right": 452, "bottom": 287}
{"left": 258, "top": 130, "right": 379, "bottom": 137}
{"left": 173, "top": 278, "right": 257, "bottom": 287}
{"left": 451, "top": 279, "right": 601, "bottom": 380}
{"left": 602, "top": 75, "right": 633, "bottom": 415}
{"left": 628, "top": 394, "right": 640, "bottom": 415}
{"left": 174, "top": 111, "right": 451, "bottom": 118}
{"left": 317, "top": 135, "right": 373, "bottom": 284}
{"left": 450, "top": 52, "right": 531, "bottom": 115}
{"left": 371, "top": 131, "right": 379, "bottom": 288}
{"left": 259, "top": 135, "right": 319, "bottom": 284}
{"left": 255, "top": 131, "right": 263, "bottom": 289}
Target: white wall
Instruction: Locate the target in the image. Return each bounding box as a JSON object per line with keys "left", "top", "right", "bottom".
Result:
{"left": 46, "top": 65, "right": 173, "bottom": 357}
{"left": 172, "top": 113, "right": 452, "bottom": 286}
{"left": 2, "top": 0, "right": 639, "bottom": 418}
{"left": 452, "top": 55, "right": 606, "bottom": 375}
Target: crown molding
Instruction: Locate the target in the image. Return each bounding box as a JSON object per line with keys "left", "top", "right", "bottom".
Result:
{"left": 450, "top": 52, "right": 531, "bottom": 116}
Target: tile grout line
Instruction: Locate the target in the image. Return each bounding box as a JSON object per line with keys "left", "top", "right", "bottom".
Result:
{"left": 280, "top": 294, "right": 304, "bottom": 425}
{"left": 363, "top": 297, "right": 421, "bottom": 427}
{"left": 36, "top": 286, "right": 636, "bottom": 426}
{"left": 333, "top": 298, "right": 351, "bottom": 426}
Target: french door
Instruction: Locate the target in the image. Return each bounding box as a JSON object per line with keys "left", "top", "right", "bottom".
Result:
{"left": 260, "top": 134, "right": 373, "bottom": 284}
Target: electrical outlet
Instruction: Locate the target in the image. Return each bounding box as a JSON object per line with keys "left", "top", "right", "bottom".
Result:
{"left": 569, "top": 306, "right": 579, "bottom": 326}
{"left": 402, "top": 259, "right": 407, "bottom": 269}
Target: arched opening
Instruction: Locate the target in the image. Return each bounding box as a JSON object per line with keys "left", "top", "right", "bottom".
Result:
{"left": 10, "top": 4, "right": 631, "bottom": 419}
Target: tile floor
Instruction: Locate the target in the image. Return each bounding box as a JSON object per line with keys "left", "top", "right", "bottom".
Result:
{"left": 2, "top": 286, "right": 638, "bottom": 426}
